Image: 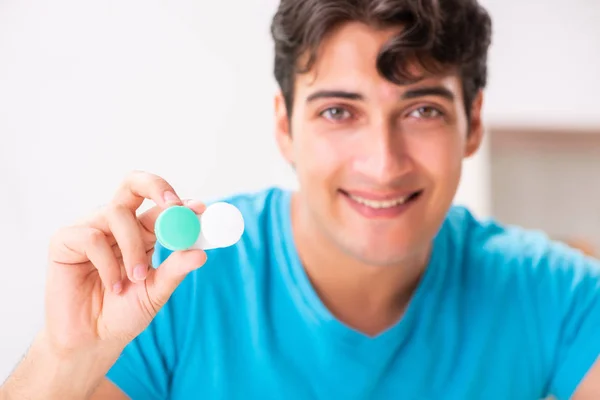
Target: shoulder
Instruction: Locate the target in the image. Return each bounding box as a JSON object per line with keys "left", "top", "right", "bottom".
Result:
{"left": 441, "top": 207, "right": 600, "bottom": 399}
{"left": 442, "top": 205, "right": 600, "bottom": 303}
{"left": 444, "top": 205, "right": 599, "bottom": 269}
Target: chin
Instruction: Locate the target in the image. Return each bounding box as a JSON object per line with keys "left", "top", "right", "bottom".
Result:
{"left": 340, "top": 235, "right": 423, "bottom": 268}
{"left": 352, "top": 251, "right": 416, "bottom": 268}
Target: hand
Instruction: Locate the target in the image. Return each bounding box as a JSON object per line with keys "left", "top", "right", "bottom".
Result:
{"left": 43, "top": 170, "right": 207, "bottom": 355}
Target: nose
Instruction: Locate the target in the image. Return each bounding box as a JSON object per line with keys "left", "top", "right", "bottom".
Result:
{"left": 352, "top": 123, "right": 413, "bottom": 185}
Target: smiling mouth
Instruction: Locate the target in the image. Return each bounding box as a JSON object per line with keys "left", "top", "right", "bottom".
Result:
{"left": 340, "top": 190, "right": 423, "bottom": 209}
{"left": 347, "top": 192, "right": 421, "bottom": 208}
{"left": 339, "top": 189, "right": 423, "bottom": 215}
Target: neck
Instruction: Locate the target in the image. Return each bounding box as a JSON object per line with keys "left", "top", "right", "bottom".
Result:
{"left": 290, "top": 193, "right": 431, "bottom": 336}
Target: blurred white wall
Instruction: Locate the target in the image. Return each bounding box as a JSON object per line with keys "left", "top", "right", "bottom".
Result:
{"left": 455, "top": 0, "right": 600, "bottom": 217}
{"left": 1, "top": 0, "right": 599, "bottom": 381}
{"left": 481, "top": 0, "right": 600, "bottom": 128}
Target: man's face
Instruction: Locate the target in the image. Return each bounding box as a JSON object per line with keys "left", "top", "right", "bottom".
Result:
{"left": 275, "top": 22, "right": 483, "bottom": 267}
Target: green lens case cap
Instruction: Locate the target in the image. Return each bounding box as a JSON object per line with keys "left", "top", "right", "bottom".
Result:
{"left": 155, "top": 206, "right": 201, "bottom": 251}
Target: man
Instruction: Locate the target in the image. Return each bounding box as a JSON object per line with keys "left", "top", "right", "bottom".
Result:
{"left": 2, "top": 0, "right": 600, "bottom": 398}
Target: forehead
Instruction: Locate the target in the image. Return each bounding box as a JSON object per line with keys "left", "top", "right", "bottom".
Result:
{"left": 295, "top": 22, "right": 462, "bottom": 100}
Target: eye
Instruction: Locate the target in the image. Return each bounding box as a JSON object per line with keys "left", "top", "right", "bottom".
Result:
{"left": 408, "top": 106, "right": 444, "bottom": 119}
{"left": 320, "top": 107, "right": 352, "bottom": 121}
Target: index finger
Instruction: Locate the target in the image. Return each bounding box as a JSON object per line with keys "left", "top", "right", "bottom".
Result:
{"left": 112, "top": 170, "right": 182, "bottom": 211}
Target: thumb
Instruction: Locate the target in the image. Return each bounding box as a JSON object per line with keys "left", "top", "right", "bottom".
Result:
{"left": 145, "top": 249, "right": 207, "bottom": 309}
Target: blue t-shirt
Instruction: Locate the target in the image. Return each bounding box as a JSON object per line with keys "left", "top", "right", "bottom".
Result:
{"left": 106, "top": 187, "right": 600, "bottom": 399}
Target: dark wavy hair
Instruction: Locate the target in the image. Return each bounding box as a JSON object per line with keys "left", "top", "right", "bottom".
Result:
{"left": 270, "top": 0, "right": 492, "bottom": 121}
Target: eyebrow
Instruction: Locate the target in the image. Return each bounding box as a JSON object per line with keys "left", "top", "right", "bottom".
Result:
{"left": 401, "top": 86, "right": 455, "bottom": 102}
{"left": 305, "top": 85, "right": 455, "bottom": 103}
{"left": 306, "top": 90, "right": 364, "bottom": 102}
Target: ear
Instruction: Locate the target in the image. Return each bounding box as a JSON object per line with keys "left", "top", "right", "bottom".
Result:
{"left": 465, "top": 90, "right": 484, "bottom": 158}
{"left": 274, "top": 90, "right": 294, "bottom": 164}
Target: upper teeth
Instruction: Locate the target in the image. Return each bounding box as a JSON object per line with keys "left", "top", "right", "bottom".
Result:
{"left": 349, "top": 194, "right": 411, "bottom": 209}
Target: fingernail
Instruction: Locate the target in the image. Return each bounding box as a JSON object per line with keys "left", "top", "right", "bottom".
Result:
{"left": 133, "top": 264, "right": 148, "bottom": 281}
{"left": 112, "top": 281, "right": 123, "bottom": 294}
{"left": 185, "top": 199, "right": 205, "bottom": 209}
{"left": 163, "top": 191, "right": 180, "bottom": 204}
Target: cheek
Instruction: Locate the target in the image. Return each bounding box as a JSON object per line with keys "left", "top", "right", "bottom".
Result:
{"left": 293, "top": 124, "right": 350, "bottom": 182}
{"left": 408, "top": 130, "right": 465, "bottom": 182}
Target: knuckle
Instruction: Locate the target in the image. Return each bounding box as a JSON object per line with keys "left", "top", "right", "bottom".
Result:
{"left": 86, "top": 229, "right": 106, "bottom": 247}
{"left": 148, "top": 174, "right": 171, "bottom": 191}
{"left": 49, "top": 226, "right": 69, "bottom": 248}
{"left": 124, "top": 244, "right": 146, "bottom": 263}
{"left": 119, "top": 170, "right": 139, "bottom": 191}
{"left": 122, "top": 170, "right": 173, "bottom": 197}
{"left": 120, "top": 170, "right": 151, "bottom": 192}
{"left": 105, "top": 203, "right": 127, "bottom": 218}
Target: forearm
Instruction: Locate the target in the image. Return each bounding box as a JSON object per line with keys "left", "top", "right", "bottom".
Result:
{"left": 0, "top": 330, "right": 123, "bottom": 400}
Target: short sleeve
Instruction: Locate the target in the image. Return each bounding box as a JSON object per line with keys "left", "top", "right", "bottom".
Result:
{"left": 106, "top": 243, "right": 179, "bottom": 399}
{"left": 546, "top": 248, "right": 600, "bottom": 399}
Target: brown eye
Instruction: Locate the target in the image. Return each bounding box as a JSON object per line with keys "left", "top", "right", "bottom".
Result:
{"left": 320, "top": 107, "right": 351, "bottom": 121}
{"left": 409, "top": 106, "right": 443, "bottom": 119}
